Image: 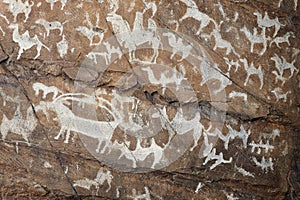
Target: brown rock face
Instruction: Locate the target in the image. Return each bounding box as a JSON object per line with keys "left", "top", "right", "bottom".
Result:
{"left": 0, "top": 0, "right": 299, "bottom": 199}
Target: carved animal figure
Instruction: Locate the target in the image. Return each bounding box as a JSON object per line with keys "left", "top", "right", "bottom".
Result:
{"left": 179, "top": 0, "right": 218, "bottom": 34}
{"left": 199, "top": 60, "right": 232, "bottom": 94}
{"left": 117, "top": 137, "right": 164, "bottom": 169}
{"left": 142, "top": 0, "right": 157, "bottom": 17}
{"left": 271, "top": 87, "right": 291, "bottom": 102}
{"left": 270, "top": 32, "right": 295, "bottom": 48}
{"left": 253, "top": 11, "right": 284, "bottom": 37}
{"left": 129, "top": 187, "right": 151, "bottom": 200}
{"left": 74, "top": 168, "right": 113, "bottom": 193}
{"left": 240, "top": 58, "right": 264, "bottom": 89}
{"left": 86, "top": 52, "right": 109, "bottom": 65}
{"left": 106, "top": 12, "right": 161, "bottom": 63}
{"left": 35, "top": 19, "right": 66, "bottom": 37}
{"left": 252, "top": 156, "right": 273, "bottom": 172}
{"left": 57, "top": 35, "right": 68, "bottom": 58}
{"left": 210, "top": 28, "right": 239, "bottom": 57}
{"left": 33, "top": 82, "right": 62, "bottom": 100}
{"left": 34, "top": 89, "right": 119, "bottom": 154}
{"left": 3, "top": 0, "right": 34, "bottom": 22}
{"left": 0, "top": 105, "right": 37, "bottom": 144}
{"left": 224, "top": 57, "right": 240, "bottom": 72}
{"left": 141, "top": 66, "right": 188, "bottom": 95}
{"left": 229, "top": 91, "right": 247, "bottom": 101}
{"left": 9, "top": 24, "right": 50, "bottom": 60}
{"left": 203, "top": 147, "right": 232, "bottom": 170}
{"left": 240, "top": 26, "right": 270, "bottom": 56}
{"left": 163, "top": 32, "right": 192, "bottom": 61}
{"left": 76, "top": 13, "right": 104, "bottom": 46}
{"left": 152, "top": 106, "right": 203, "bottom": 151}
{"left": 271, "top": 54, "right": 298, "bottom": 85}
{"left": 45, "top": 0, "right": 67, "bottom": 10}
{"left": 86, "top": 41, "right": 122, "bottom": 65}
{"left": 37, "top": 98, "right": 118, "bottom": 152}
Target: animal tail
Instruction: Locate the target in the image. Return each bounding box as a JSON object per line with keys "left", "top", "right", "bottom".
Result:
{"left": 63, "top": 20, "right": 69, "bottom": 25}
{"left": 43, "top": 43, "right": 50, "bottom": 51}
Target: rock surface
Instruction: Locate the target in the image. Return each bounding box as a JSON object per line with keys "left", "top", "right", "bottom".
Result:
{"left": 0, "top": 0, "right": 299, "bottom": 199}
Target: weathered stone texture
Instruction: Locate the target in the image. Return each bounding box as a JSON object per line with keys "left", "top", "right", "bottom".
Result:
{"left": 0, "top": 0, "right": 299, "bottom": 199}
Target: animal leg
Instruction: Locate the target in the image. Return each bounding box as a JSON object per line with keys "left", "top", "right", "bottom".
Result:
{"left": 17, "top": 48, "right": 24, "bottom": 60}
{"left": 96, "top": 139, "right": 102, "bottom": 153}
{"left": 54, "top": 127, "right": 65, "bottom": 140}
{"left": 250, "top": 43, "right": 254, "bottom": 53}
{"left": 64, "top": 128, "right": 71, "bottom": 143}
{"left": 34, "top": 45, "right": 42, "bottom": 59}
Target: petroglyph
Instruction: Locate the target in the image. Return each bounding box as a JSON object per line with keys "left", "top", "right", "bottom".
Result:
{"left": 117, "top": 137, "right": 164, "bottom": 169}
{"left": 168, "top": 20, "right": 179, "bottom": 31}
{"left": 141, "top": 66, "right": 187, "bottom": 94}
{"left": 0, "top": 13, "right": 9, "bottom": 36}
{"left": 44, "top": 161, "right": 52, "bottom": 168}
{"left": 261, "top": 129, "right": 280, "bottom": 141}
{"left": 9, "top": 24, "right": 50, "bottom": 60}
{"left": 0, "top": 27, "right": 5, "bottom": 36}
{"left": 87, "top": 41, "right": 122, "bottom": 65}
{"left": 57, "top": 35, "right": 68, "bottom": 58}
{"left": 199, "top": 59, "right": 232, "bottom": 94}
{"left": 76, "top": 13, "right": 104, "bottom": 46}
{"left": 294, "top": 0, "right": 298, "bottom": 10}
{"left": 142, "top": 0, "right": 157, "bottom": 18}
{"left": 292, "top": 48, "right": 300, "bottom": 58}
{"left": 253, "top": 156, "right": 274, "bottom": 172}
{"left": 127, "top": 1, "right": 135, "bottom": 12}
{"left": 233, "top": 12, "right": 239, "bottom": 22}
{"left": 203, "top": 147, "right": 232, "bottom": 170}
{"left": 3, "top": 0, "right": 34, "bottom": 22}
{"left": 195, "top": 182, "right": 204, "bottom": 193}
{"left": 163, "top": 32, "right": 192, "bottom": 61}
{"left": 179, "top": 0, "right": 218, "bottom": 35}
{"left": 210, "top": 28, "right": 239, "bottom": 56}
{"left": 271, "top": 54, "right": 298, "bottom": 85}
{"left": 215, "top": 1, "right": 227, "bottom": 19}
{"left": 229, "top": 91, "right": 247, "bottom": 101}
{"left": 240, "top": 26, "right": 270, "bottom": 56}
{"left": 106, "top": 11, "right": 160, "bottom": 63}
{"left": 0, "top": 13, "right": 9, "bottom": 24}
{"left": 128, "top": 187, "right": 151, "bottom": 200}
{"left": 34, "top": 73, "right": 202, "bottom": 169}
{"left": 152, "top": 106, "right": 202, "bottom": 151}
{"left": 240, "top": 58, "right": 264, "bottom": 89}
{"left": 235, "top": 165, "right": 254, "bottom": 177}
{"left": 270, "top": 32, "right": 294, "bottom": 48}
{"left": 0, "top": 105, "right": 37, "bottom": 144}
{"left": 0, "top": 88, "right": 24, "bottom": 106}
{"left": 35, "top": 19, "right": 66, "bottom": 37}
{"left": 45, "top": 0, "right": 67, "bottom": 10}
{"left": 249, "top": 140, "right": 274, "bottom": 154}
{"left": 253, "top": 11, "right": 284, "bottom": 37}
{"left": 224, "top": 58, "right": 240, "bottom": 72}
{"left": 225, "top": 192, "right": 239, "bottom": 200}
{"left": 33, "top": 82, "right": 62, "bottom": 100}
{"left": 74, "top": 167, "right": 113, "bottom": 193}
{"left": 205, "top": 124, "right": 250, "bottom": 150}
{"left": 271, "top": 87, "right": 291, "bottom": 102}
